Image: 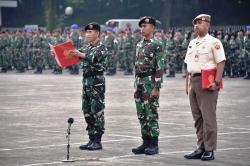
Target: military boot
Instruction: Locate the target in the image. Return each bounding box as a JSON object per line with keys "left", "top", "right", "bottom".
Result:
{"left": 244, "top": 73, "right": 250, "bottom": 79}
{"left": 144, "top": 137, "right": 159, "bottom": 155}
{"left": 87, "top": 134, "right": 103, "bottom": 150}
{"left": 79, "top": 135, "right": 95, "bottom": 150}
{"left": 132, "top": 135, "right": 150, "bottom": 154}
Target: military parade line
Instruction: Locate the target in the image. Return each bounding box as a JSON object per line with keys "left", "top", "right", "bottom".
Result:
{"left": 0, "top": 24, "right": 250, "bottom": 79}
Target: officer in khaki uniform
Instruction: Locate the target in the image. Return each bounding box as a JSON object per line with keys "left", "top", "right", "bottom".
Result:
{"left": 184, "top": 14, "right": 226, "bottom": 161}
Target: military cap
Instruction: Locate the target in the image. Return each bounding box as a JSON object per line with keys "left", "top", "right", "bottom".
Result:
{"left": 84, "top": 22, "right": 100, "bottom": 32}
{"left": 139, "top": 16, "right": 156, "bottom": 27}
{"left": 247, "top": 26, "right": 250, "bottom": 31}
{"left": 192, "top": 14, "right": 211, "bottom": 25}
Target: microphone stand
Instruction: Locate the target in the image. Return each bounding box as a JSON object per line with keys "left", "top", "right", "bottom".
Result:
{"left": 62, "top": 122, "right": 75, "bottom": 162}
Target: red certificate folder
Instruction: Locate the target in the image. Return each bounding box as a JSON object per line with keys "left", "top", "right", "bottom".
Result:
{"left": 49, "top": 41, "right": 80, "bottom": 68}
{"left": 201, "top": 68, "right": 223, "bottom": 89}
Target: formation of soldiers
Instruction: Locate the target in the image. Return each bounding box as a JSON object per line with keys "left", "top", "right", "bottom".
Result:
{"left": 0, "top": 25, "right": 250, "bottom": 79}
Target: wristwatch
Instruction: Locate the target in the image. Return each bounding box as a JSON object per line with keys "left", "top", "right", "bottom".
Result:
{"left": 214, "top": 80, "right": 219, "bottom": 86}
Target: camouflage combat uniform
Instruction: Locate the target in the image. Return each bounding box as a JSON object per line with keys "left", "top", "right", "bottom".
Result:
{"left": 79, "top": 40, "right": 107, "bottom": 143}
{"left": 244, "top": 34, "right": 250, "bottom": 79}
{"left": 134, "top": 37, "right": 164, "bottom": 139}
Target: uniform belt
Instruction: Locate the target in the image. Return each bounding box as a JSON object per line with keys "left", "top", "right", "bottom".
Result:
{"left": 83, "top": 71, "right": 103, "bottom": 78}
{"left": 136, "top": 71, "right": 155, "bottom": 78}
{"left": 189, "top": 73, "right": 201, "bottom": 77}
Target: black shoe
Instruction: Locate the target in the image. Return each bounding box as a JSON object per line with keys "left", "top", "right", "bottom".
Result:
{"left": 184, "top": 148, "right": 205, "bottom": 159}
{"left": 201, "top": 151, "right": 215, "bottom": 161}
{"left": 132, "top": 136, "right": 150, "bottom": 154}
{"left": 244, "top": 76, "right": 250, "bottom": 80}
{"left": 79, "top": 140, "right": 93, "bottom": 150}
{"left": 144, "top": 137, "right": 159, "bottom": 155}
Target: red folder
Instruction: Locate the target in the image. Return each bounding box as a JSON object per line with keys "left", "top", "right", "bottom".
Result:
{"left": 49, "top": 41, "right": 80, "bottom": 68}
{"left": 201, "top": 68, "right": 223, "bottom": 89}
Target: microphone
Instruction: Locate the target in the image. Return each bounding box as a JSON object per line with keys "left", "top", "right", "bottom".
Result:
{"left": 67, "top": 118, "right": 74, "bottom": 134}
{"left": 68, "top": 117, "right": 74, "bottom": 124}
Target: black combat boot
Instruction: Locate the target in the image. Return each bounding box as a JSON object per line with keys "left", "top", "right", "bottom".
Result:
{"left": 244, "top": 73, "right": 250, "bottom": 79}
{"left": 132, "top": 135, "right": 150, "bottom": 154}
{"left": 79, "top": 135, "right": 95, "bottom": 150}
{"left": 87, "top": 134, "right": 103, "bottom": 150}
{"left": 144, "top": 137, "right": 159, "bottom": 155}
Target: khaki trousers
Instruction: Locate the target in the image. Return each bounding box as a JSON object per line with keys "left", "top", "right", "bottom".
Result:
{"left": 189, "top": 76, "right": 218, "bottom": 151}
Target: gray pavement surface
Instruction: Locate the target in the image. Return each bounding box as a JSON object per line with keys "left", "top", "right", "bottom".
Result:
{"left": 0, "top": 71, "right": 250, "bottom": 166}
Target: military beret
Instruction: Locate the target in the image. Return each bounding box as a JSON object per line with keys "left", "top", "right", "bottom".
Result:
{"left": 85, "top": 22, "right": 100, "bottom": 32}
{"left": 192, "top": 14, "right": 211, "bottom": 25}
{"left": 139, "top": 16, "right": 156, "bottom": 27}
{"left": 247, "top": 26, "right": 250, "bottom": 31}
{"left": 71, "top": 23, "right": 79, "bottom": 29}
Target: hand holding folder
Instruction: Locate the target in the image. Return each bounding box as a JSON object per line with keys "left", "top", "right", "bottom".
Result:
{"left": 201, "top": 68, "right": 223, "bottom": 89}
{"left": 49, "top": 41, "right": 80, "bottom": 68}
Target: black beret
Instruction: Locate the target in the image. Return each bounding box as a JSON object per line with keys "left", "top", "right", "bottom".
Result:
{"left": 139, "top": 16, "right": 156, "bottom": 27}
{"left": 85, "top": 22, "right": 100, "bottom": 32}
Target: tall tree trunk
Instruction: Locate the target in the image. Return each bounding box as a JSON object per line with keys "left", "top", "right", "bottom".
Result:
{"left": 45, "top": 0, "right": 57, "bottom": 32}
{"left": 160, "top": 0, "right": 173, "bottom": 30}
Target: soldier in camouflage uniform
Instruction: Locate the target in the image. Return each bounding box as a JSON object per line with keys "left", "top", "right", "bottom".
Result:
{"left": 122, "top": 28, "right": 134, "bottom": 75}
{"left": 69, "top": 22, "right": 107, "bottom": 151}
{"left": 133, "top": 29, "right": 142, "bottom": 65}
{"left": 50, "top": 29, "right": 63, "bottom": 74}
{"left": 132, "top": 17, "right": 164, "bottom": 155}
{"left": 244, "top": 26, "right": 250, "bottom": 79}
{"left": 222, "top": 34, "right": 230, "bottom": 76}
{"left": 33, "top": 31, "right": 44, "bottom": 74}
{"left": 104, "top": 28, "right": 117, "bottom": 75}
{"left": 229, "top": 34, "right": 241, "bottom": 78}
{"left": 117, "top": 30, "right": 126, "bottom": 71}
{"left": 24, "top": 29, "right": 34, "bottom": 70}
{"left": 69, "top": 24, "right": 81, "bottom": 75}
{"left": 13, "top": 30, "right": 25, "bottom": 73}
{"left": 0, "top": 31, "right": 8, "bottom": 73}
{"left": 165, "top": 32, "right": 176, "bottom": 77}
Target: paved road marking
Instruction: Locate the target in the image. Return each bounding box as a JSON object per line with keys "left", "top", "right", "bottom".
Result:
{"left": 2, "top": 131, "right": 250, "bottom": 152}
{"left": 229, "top": 127, "right": 250, "bottom": 131}
{"left": 17, "top": 146, "right": 250, "bottom": 166}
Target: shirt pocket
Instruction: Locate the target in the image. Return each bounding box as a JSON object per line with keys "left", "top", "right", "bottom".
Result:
{"left": 198, "top": 47, "right": 210, "bottom": 55}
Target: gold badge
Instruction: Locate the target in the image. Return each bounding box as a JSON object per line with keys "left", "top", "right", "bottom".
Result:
{"left": 194, "top": 54, "right": 199, "bottom": 62}
{"left": 145, "top": 18, "right": 149, "bottom": 23}
{"left": 208, "top": 75, "right": 215, "bottom": 84}
{"left": 89, "top": 24, "right": 93, "bottom": 29}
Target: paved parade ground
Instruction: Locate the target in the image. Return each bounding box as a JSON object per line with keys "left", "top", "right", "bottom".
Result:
{"left": 0, "top": 71, "right": 250, "bottom": 166}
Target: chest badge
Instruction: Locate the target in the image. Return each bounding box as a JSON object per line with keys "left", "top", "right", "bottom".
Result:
{"left": 194, "top": 51, "right": 199, "bottom": 62}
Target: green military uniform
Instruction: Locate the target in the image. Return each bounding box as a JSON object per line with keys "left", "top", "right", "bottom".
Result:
{"left": 244, "top": 27, "right": 250, "bottom": 79}
{"left": 117, "top": 31, "right": 126, "bottom": 71}
{"left": 104, "top": 30, "right": 117, "bottom": 75}
{"left": 229, "top": 36, "right": 241, "bottom": 77}
{"left": 13, "top": 31, "right": 25, "bottom": 73}
{"left": 132, "top": 17, "right": 164, "bottom": 155}
{"left": 122, "top": 30, "right": 134, "bottom": 75}
{"left": 70, "top": 30, "right": 81, "bottom": 74}
{"left": 32, "top": 32, "right": 44, "bottom": 74}
{"left": 79, "top": 23, "right": 107, "bottom": 151}
{"left": 222, "top": 35, "right": 230, "bottom": 76}
{"left": 50, "top": 30, "right": 63, "bottom": 74}
{"left": 0, "top": 32, "right": 8, "bottom": 72}
{"left": 165, "top": 36, "right": 176, "bottom": 77}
